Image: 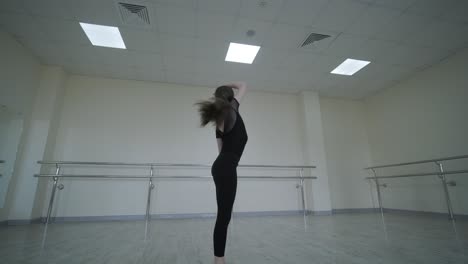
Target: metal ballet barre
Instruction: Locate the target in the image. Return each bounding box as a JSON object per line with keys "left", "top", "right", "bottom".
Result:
{"left": 35, "top": 161, "right": 317, "bottom": 225}
{"left": 364, "top": 155, "right": 468, "bottom": 220}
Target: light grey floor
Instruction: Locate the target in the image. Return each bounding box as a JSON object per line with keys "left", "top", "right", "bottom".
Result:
{"left": 1, "top": 213, "right": 467, "bottom": 264}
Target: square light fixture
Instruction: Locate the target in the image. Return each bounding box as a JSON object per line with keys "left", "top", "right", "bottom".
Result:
{"left": 225, "top": 42, "right": 260, "bottom": 64}
{"left": 79, "top": 22, "right": 126, "bottom": 49}
{"left": 331, "top": 58, "right": 370, "bottom": 75}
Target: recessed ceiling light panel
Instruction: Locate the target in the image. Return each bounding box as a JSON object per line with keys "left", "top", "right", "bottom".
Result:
{"left": 225, "top": 42, "right": 260, "bottom": 64}
{"left": 79, "top": 22, "right": 126, "bottom": 49}
{"left": 331, "top": 58, "right": 370, "bottom": 76}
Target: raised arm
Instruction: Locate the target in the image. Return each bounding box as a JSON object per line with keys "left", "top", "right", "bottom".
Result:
{"left": 226, "top": 82, "right": 247, "bottom": 103}
{"left": 216, "top": 138, "right": 223, "bottom": 153}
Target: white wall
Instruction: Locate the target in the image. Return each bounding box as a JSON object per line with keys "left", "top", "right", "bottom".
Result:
{"left": 365, "top": 48, "right": 468, "bottom": 215}
{"left": 300, "top": 91, "right": 332, "bottom": 212}
{"left": 0, "top": 114, "right": 23, "bottom": 208}
{"left": 320, "top": 98, "right": 374, "bottom": 210}
{"left": 7, "top": 66, "right": 67, "bottom": 221}
{"left": 0, "top": 29, "right": 40, "bottom": 221}
{"left": 44, "top": 75, "right": 310, "bottom": 217}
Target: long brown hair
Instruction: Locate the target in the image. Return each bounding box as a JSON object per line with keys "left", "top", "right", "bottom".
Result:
{"left": 196, "top": 86, "right": 234, "bottom": 127}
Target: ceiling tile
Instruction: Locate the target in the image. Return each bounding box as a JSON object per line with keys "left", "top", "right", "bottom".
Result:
{"left": 313, "top": 0, "right": 370, "bottom": 32}
{"left": 195, "top": 71, "right": 225, "bottom": 87}
{"left": 156, "top": 0, "right": 196, "bottom": 9}
{"left": 315, "top": 72, "right": 350, "bottom": 89}
{"left": 165, "top": 70, "right": 200, "bottom": 86}
{"left": 362, "top": 38, "right": 400, "bottom": 63}
{"left": 64, "top": 62, "right": 110, "bottom": 77}
{"left": 308, "top": 54, "right": 347, "bottom": 75}
{"left": 277, "top": 0, "right": 329, "bottom": 26}
{"left": 196, "top": 57, "right": 225, "bottom": 74}
{"left": 194, "top": 38, "right": 229, "bottom": 60}
{"left": 127, "top": 50, "right": 163, "bottom": 69}
{"left": 134, "top": 67, "right": 166, "bottom": 83}
{"left": 160, "top": 34, "right": 196, "bottom": 57}
{"left": 0, "top": 0, "right": 28, "bottom": 14}
{"left": 71, "top": 0, "right": 122, "bottom": 26}
{"left": 96, "top": 47, "right": 132, "bottom": 67}
{"left": 97, "top": 65, "right": 139, "bottom": 81}
{"left": 372, "top": 0, "right": 417, "bottom": 11}
{"left": 195, "top": 13, "right": 235, "bottom": 42}
{"left": 376, "top": 45, "right": 452, "bottom": 69}
{"left": 120, "top": 28, "right": 161, "bottom": 53}
{"left": 297, "top": 28, "right": 338, "bottom": 53}
{"left": 156, "top": 6, "right": 196, "bottom": 37}
{"left": 230, "top": 18, "right": 273, "bottom": 45}
{"left": 164, "top": 55, "right": 199, "bottom": 73}
{"left": 278, "top": 51, "right": 327, "bottom": 72}
{"left": 321, "top": 33, "right": 373, "bottom": 60}
{"left": 262, "top": 23, "right": 310, "bottom": 50}
{"left": 318, "top": 79, "right": 386, "bottom": 99}
{"left": 65, "top": 45, "right": 107, "bottom": 66}
{"left": 352, "top": 62, "right": 416, "bottom": 83}
{"left": 440, "top": 0, "right": 468, "bottom": 24}
{"left": 404, "top": 20, "right": 468, "bottom": 50}
{"left": 405, "top": 0, "right": 458, "bottom": 18}
{"left": 35, "top": 17, "right": 89, "bottom": 46}
{"left": 252, "top": 47, "right": 290, "bottom": 70}
{"left": 197, "top": 0, "right": 241, "bottom": 16}
{"left": 21, "top": 40, "right": 71, "bottom": 66}
{"left": 22, "top": 0, "right": 75, "bottom": 20}
{"left": 255, "top": 79, "right": 304, "bottom": 93}
{"left": 374, "top": 12, "right": 432, "bottom": 43}
{"left": 0, "top": 13, "right": 48, "bottom": 41}
{"left": 214, "top": 61, "right": 258, "bottom": 80}
{"left": 346, "top": 6, "right": 402, "bottom": 38}
{"left": 117, "top": 1, "right": 157, "bottom": 31}
{"left": 239, "top": 0, "right": 283, "bottom": 22}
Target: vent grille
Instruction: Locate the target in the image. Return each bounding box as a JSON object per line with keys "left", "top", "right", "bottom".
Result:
{"left": 300, "top": 33, "right": 330, "bottom": 47}
{"left": 118, "top": 2, "right": 150, "bottom": 25}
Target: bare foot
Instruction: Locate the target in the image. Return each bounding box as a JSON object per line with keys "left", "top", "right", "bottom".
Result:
{"left": 214, "top": 256, "right": 225, "bottom": 264}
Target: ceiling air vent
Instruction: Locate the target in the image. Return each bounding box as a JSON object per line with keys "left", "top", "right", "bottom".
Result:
{"left": 300, "top": 33, "right": 331, "bottom": 47}
{"left": 118, "top": 2, "right": 150, "bottom": 26}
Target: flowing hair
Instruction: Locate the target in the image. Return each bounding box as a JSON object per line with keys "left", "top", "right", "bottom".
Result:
{"left": 195, "top": 86, "right": 234, "bottom": 127}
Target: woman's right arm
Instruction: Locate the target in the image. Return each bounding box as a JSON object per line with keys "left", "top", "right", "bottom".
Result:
{"left": 227, "top": 82, "right": 247, "bottom": 103}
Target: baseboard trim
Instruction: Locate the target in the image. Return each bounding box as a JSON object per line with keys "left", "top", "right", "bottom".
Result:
{"left": 30, "top": 210, "right": 325, "bottom": 224}
{"left": 5, "top": 218, "right": 42, "bottom": 225}
{"left": 332, "top": 208, "right": 379, "bottom": 214}
{"left": 4, "top": 208, "right": 466, "bottom": 225}
{"left": 310, "top": 210, "right": 333, "bottom": 216}
{"left": 382, "top": 208, "right": 468, "bottom": 220}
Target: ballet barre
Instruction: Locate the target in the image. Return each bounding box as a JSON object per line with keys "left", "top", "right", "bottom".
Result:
{"left": 35, "top": 161, "right": 317, "bottom": 225}
{"left": 364, "top": 155, "right": 468, "bottom": 220}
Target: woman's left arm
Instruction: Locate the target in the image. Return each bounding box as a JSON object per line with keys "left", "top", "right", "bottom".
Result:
{"left": 217, "top": 138, "right": 223, "bottom": 153}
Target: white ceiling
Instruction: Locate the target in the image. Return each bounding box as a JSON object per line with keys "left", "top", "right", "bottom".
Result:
{"left": 1, "top": 0, "right": 467, "bottom": 98}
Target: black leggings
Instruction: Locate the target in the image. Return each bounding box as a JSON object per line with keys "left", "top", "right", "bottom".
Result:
{"left": 211, "top": 152, "right": 239, "bottom": 257}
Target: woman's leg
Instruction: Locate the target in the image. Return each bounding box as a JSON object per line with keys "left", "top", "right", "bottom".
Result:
{"left": 213, "top": 166, "right": 237, "bottom": 259}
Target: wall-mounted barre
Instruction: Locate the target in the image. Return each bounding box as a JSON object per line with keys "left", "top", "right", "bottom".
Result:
{"left": 364, "top": 154, "right": 468, "bottom": 170}
{"left": 365, "top": 169, "right": 468, "bottom": 180}
{"left": 38, "top": 160, "right": 316, "bottom": 169}
{"left": 36, "top": 161, "right": 317, "bottom": 225}
{"left": 364, "top": 155, "right": 468, "bottom": 221}
{"left": 35, "top": 174, "right": 317, "bottom": 180}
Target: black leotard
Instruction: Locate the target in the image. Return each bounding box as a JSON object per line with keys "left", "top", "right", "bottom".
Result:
{"left": 211, "top": 98, "right": 248, "bottom": 257}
